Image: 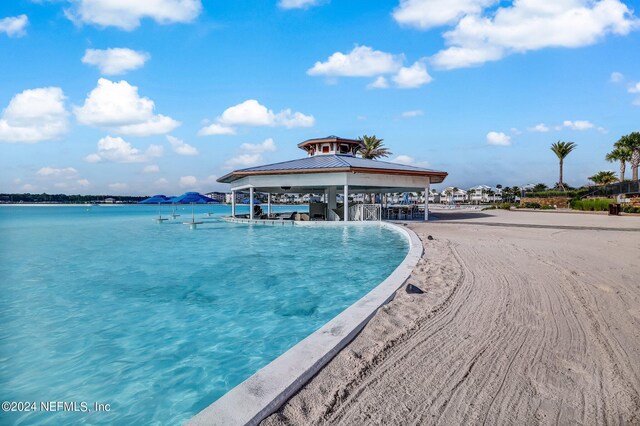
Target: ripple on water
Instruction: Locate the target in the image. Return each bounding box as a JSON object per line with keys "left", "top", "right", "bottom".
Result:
{"left": 0, "top": 205, "right": 407, "bottom": 425}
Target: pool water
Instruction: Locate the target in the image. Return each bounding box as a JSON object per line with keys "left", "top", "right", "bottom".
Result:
{"left": 0, "top": 205, "right": 408, "bottom": 425}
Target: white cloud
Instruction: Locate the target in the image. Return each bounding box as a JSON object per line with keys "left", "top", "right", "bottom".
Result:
{"left": 528, "top": 123, "right": 549, "bottom": 132}
{"left": 22, "top": 183, "right": 37, "bottom": 192}
{"left": 392, "top": 60, "right": 432, "bottom": 88}
{"left": 367, "top": 76, "right": 389, "bottom": 89}
{"left": 179, "top": 175, "right": 197, "bottom": 188}
{"left": 610, "top": 71, "right": 624, "bottom": 82}
{"left": 82, "top": 48, "right": 150, "bottom": 75}
{"left": 401, "top": 110, "right": 424, "bottom": 117}
{"left": 225, "top": 154, "right": 262, "bottom": 168}
{"left": 562, "top": 120, "right": 594, "bottom": 130}
{"left": 143, "top": 164, "right": 160, "bottom": 173}
{"left": 108, "top": 182, "right": 128, "bottom": 191}
{"left": 239, "top": 138, "right": 277, "bottom": 154}
{"left": 308, "top": 45, "right": 403, "bottom": 77}
{"left": 167, "top": 135, "right": 199, "bottom": 156}
{"left": 629, "top": 82, "right": 640, "bottom": 93}
{"left": 64, "top": 0, "right": 202, "bottom": 31}
{"left": 85, "top": 135, "right": 163, "bottom": 163}
{"left": 510, "top": 127, "right": 522, "bottom": 135}
{"left": 392, "top": 155, "right": 429, "bottom": 167}
{"left": 0, "top": 14, "right": 28, "bottom": 37}
{"left": 225, "top": 138, "right": 277, "bottom": 169}
{"left": 198, "top": 123, "right": 236, "bottom": 136}
{"left": 77, "top": 179, "right": 91, "bottom": 187}
{"left": 309, "top": 45, "right": 432, "bottom": 89}
{"left": 432, "top": 0, "right": 638, "bottom": 70}
{"left": 278, "top": 0, "right": 323, "bottom": 9}
{"left": 36, "top": 166, "right": 78, "bottom": 179}
{"left": 200, "top": 100, "right": 314, "bottom": 135}
{"left": 486, "top": 131, "right": 511, "bottom": 146}
{"left": 0, "top": 87, "right": 68, "bottom": 143}
{"left": 74, "top": 78, "right": 180, "bottom": 136}
{"left": 393, "top": 0, "right": 496, "bottom": 29}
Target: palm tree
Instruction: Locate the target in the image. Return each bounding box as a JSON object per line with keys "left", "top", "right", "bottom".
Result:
{"left": 550, "top": 141, "right": 577, "bottom": 191}
{"left": 606, "top": 144, "right": 632, "bottom": 182}
{"left": 617, "top": 132, "right": 640, "bottom": 181}
{"left": 588, "top": 171, "right": 617, "bottom": 186}
{"left": 357, "top": 135, "right": 392, "bottom": 159}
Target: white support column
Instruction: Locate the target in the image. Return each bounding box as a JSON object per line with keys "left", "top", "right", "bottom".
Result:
{"left": 249, "top": 187, "right": 254, "bottom": 220}
{"left": 267, "top": 193, "right": 272, "bottom": 216}
{"left": 424, "top": 179, "right": 430, "bottom": 221}
{"left": 328, "top": 186, "right": 337, "bottom": 210}
{"left": 343, "top": 184, "right": 349, "bottom": 222}
{"left": 231, "top": 190, "right": 236, "bottom": 217}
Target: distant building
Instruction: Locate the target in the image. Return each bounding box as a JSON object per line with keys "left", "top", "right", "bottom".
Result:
{"left": 205, "top": 191, "right": 227, "bottom": 203}
{"left": 440, "top": 187, "right": 468, "bottom": 203}
{"left": 468, "top": 185, "right": 503, "bottom": 204}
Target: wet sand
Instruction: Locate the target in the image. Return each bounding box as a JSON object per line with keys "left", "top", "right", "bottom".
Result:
{"left": 263, "top": 210, "right": 640, "bottom": 425}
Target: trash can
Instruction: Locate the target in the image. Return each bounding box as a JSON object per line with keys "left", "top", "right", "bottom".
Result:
{"left": 609, "top": 203, "right": 620, "bottom": 216}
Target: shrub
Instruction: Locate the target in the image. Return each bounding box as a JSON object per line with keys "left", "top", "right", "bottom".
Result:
{"left": 499, "top": 203, "right": 512, "bottom": 210}
{"left": 570, "top": 198, "right": 614, "bottom": 211}
{"left": 523, "top": 202, "right": 542, "bottom": 209}
{"left": 622, "top": 205, "right": 640, "bottom": 214}
{"left": 541, "top": 205, "right": 556, "bottom": 210}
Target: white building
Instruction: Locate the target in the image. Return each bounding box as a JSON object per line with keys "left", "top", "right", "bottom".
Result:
{"left": 468, "top": 185, "right": 503, "bottom": 204}
{"left": 440, "top": 187, "right": 468, "bottom": 203}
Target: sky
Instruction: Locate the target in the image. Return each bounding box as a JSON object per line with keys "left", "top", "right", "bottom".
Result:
{"left": 0, "top": 0, "right": 639, "bottom": 195}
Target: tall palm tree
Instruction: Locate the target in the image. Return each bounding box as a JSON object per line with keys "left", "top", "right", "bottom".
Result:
{"left": 618, "top": 132, "right": 640, "bottom": 181}
{"left": 358, "top": 135, "right": 392, "bottom": 159}
{"left": 550, "top": 141, "right": 577, "bottom": 191}
{"left": 606, "top": 144, "right": 632, "bottom": 182}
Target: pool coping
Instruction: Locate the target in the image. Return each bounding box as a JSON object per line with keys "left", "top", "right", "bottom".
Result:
{"left": 186, "top": 221, "right": 423, "bottom": 426}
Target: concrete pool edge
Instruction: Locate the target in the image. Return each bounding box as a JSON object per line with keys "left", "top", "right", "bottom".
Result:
{"left": 186, "top": 222, "right": 423, "bottom": 426}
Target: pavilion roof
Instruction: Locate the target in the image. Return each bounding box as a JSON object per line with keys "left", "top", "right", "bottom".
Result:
{"left": 217, "top": 154, "right": 447, "bottom": 183}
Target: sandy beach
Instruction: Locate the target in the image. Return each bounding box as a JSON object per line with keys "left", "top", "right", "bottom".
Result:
{"left": 263, "top": 210, "right": 640, "bottom": 425}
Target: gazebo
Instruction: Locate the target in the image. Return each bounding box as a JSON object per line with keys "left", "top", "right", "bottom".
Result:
{"left": 217, "top": 136, "right": 448, "bottom": 221}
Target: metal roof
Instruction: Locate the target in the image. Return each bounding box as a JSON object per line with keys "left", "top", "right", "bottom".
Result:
{"left": 217, "top": 154, "right": 447, "bottom": 183}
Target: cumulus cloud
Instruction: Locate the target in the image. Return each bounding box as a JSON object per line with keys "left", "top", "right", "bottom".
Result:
{"left": 278, "top": 0, "right": 324, "bottom": 9}
{"left": 64, "top": 0, "right": 202, "bottom": 31}
{"left": 225, "top": 138, "right": 276, "bottom": 169}
{"left": 198, "top": 123, "right": 236, "bottom": 136}
{"left": 629, "top": 82, "right": 640, "bottom": 93}
{"left": 309, "top": 45, "right": 432, "bottom": 89}
{"left": 308, "top": 45, "right": 403, "bottom": 77}
{"left": 74, "top": 78, "right": 180, "bottom": 136}
{"left": 392, "top": 155, "right": 429, "bottom": 167}
{"left": 179, "top": 175, "right": 197, "bottom": 188}
{"left": 392, "top": 60, "right": 432, "bottom": 88}
{"left": 486, "top": 131, "right": 511, "bottom": 146}
{"left": 36, "top": 166, "right": 78, "bottom": 179}
{"left": 0, "top": 87, "right": 68, "bottom": 143}
{"left": 143, "top": 164, "right": 160, "bottom": 173}
{"left": 561, "top": 120, "right": 594, "bottom": 130}
{"left": 431, "top": 0, "right": 638, "bottom": 70}
{"left": 528, "top": 123, "right": 549, "bottom": 132}
{"left": 367, "top": 76, "right": 389, "bottom": 89}
{"left": 393, "top": 0, "right": 496, "bottom": 29}
{"left": 82, "top": 48, "right": 150, "bottom": 75}
{"left": 0, "top": 14, "right": 28, "bottom": 37}
{"left": 167, "top": 135, "right": 198, "bottom": 156}
{"left": 200, "top": 100, "right": 314, "bottom": 135}
{"left": 610, "top": 71, "right": 624, "bottom": 82}
{"left": 85, "top": 135, "right": 163, "bottom": 163}
{"left": 401, "top": 110, "right": 424, "bottom": 117}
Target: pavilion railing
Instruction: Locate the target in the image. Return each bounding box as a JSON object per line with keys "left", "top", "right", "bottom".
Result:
{"left": 349, "top": 204, "right": 381, "bottom": 221}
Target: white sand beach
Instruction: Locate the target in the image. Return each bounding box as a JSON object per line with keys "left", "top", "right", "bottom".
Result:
{"left": 263, "top": 210, "right": 640, "bottom": 425}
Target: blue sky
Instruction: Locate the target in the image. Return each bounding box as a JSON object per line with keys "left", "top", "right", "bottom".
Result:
{"left": 1, "top": 0, "right": 639, "bottom": 195}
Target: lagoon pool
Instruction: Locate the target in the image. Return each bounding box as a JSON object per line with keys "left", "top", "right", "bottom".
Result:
{"left": 0, "top": 205, "right": 408, "bottom": 425}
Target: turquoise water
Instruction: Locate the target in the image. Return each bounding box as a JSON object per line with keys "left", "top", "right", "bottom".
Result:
{"left": 0, "top": 205, "right": 408, "bottom": 425}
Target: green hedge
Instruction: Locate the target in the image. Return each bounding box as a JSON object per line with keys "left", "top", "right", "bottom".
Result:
{"left": 622, "top": 205, "right": 640, "bottom": 214}
{"left": 570, "top": 199, "right": 614, "bottom": 211}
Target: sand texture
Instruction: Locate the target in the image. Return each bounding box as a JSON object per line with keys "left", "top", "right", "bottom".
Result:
{"left": 262, "top": 210, "right": 640, "bottom": 425}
